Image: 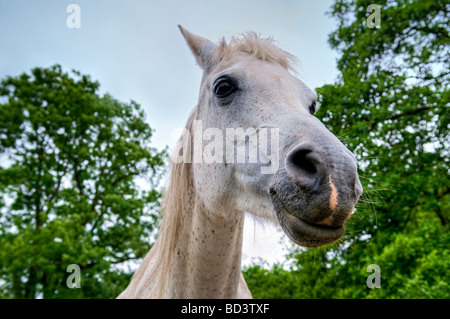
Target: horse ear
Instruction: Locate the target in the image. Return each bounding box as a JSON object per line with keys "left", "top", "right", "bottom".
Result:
{"left": 178, "top": 25, "right": 217, "bottom": 71}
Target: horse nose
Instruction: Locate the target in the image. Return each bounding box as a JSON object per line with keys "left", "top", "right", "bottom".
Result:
{"left": 285, "top": 144, "right": 360, "bottom": 193}
{"left": 285, "top": 144, "right": 362, "bottom": 226}
{"left": 285, "top": 145, "right": 324, "bottom": 190}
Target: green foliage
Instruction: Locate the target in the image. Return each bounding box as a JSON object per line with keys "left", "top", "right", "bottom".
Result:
{"left": 0, "top": 65, "right": 166, "bottom": 298}
{"left": 244, "top": 0, "right": 449, "bottom": 299}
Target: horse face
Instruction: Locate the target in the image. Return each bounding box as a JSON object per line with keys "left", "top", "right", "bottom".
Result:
{"left": 180, "top": 26, "right": 362, "bottom": 247}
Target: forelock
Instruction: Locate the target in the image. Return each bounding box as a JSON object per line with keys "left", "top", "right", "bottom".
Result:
{"left": 213, "top": 32, "right": 298, "bottom": 73}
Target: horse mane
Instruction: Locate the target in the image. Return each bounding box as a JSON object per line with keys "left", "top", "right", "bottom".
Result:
{"left": 125, "top": 110, "right": 196, "bottom": 298}
{"left": 214, "top": 32, "right": 298, "bottom": 73}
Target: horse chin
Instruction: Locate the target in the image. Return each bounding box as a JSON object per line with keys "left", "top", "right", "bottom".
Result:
{"left": 269, "top": 189, "right": 345, "bottom": 248}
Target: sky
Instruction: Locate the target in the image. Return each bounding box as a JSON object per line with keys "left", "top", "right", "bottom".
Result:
{"left": 0, "top": 0, "right": 340, "bottom": 267}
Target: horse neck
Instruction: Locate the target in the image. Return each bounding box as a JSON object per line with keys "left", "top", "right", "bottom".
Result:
{"left": 166, "top": 189, "right": 245, "bottom": 298}
{"left": 124, "top": 161, "right": 245, "bottom": 298}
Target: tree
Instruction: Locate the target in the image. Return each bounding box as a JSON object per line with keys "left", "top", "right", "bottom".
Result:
{"left": 243, "top": 0, "right": 449, "bottom": 298}
{"left": 0, "top": 65, "right": 166, "bottom": 298}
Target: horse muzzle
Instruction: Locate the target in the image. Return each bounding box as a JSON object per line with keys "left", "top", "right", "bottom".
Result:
{"left": 269, "top": 143, "right": 363, "bottom": 247}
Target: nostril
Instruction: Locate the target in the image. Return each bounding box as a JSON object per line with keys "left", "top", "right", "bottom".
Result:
{"left": 290, "top": 149, "right": 318, "bottom": 177}
{"left": 286, "top": 147, "right": 322, "bottom": 187}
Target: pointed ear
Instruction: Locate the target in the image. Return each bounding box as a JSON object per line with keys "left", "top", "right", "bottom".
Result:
{"left": 178, "top": 25, "right": 217, "bottom": 71}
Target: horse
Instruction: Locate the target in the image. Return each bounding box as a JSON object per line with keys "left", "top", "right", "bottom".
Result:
{"left": 118, "top": 26, "right": 363, "bottom": 298}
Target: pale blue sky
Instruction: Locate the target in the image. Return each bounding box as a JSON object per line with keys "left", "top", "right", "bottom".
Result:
{"left": 0, "top": 0, "right": 340, "bottom": 266}
{"left": 0, "top": 0, "right": 339, "bottom": 151}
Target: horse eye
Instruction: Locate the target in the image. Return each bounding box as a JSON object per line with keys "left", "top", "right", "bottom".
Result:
{"left": 214, "top": 79, "right": 236, "bottom": 98}
{"left": 309, "top": 101, "right": 316, "bottom": 115}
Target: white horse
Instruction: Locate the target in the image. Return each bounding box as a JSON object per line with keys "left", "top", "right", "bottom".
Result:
{"left": 118, "top": 26, "right": 362, "bottom": 298}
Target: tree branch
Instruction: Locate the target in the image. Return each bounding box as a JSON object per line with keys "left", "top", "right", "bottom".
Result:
{"left": 47, "top": 161, "right": 69, "bottom": 203}
{"left": 369, "top": 106, "right": 435, "bottom": 131}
